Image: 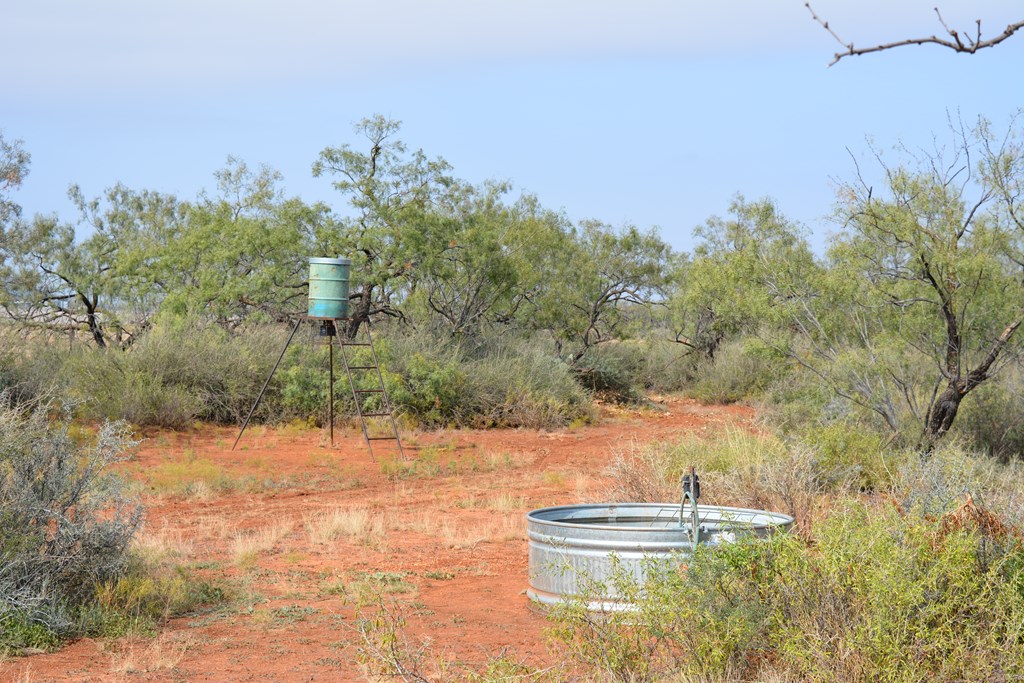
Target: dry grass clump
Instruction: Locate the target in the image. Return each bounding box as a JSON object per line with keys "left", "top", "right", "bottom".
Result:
{"left": 231, "top": 521, "right": 294, "bottom": 567}
{"left": 486, "top": 492, "right": 527, "bottom": 511}
{"left": 436, "top": 514, "right": 522, "bottom": 548}
{"left": 304, "top": 507, "right": 385, "bottom": 547}
{"left": 605, "top": 429, "right": 841, "bottom": 535}
{"left": 132, "top": 525, "right": 195, "bottom": 565}
{"left": 108, "top": 632, "right": 194, "bottom": 674}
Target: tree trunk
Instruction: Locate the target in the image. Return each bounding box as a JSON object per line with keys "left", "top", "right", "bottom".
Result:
{"left": 81, "top": 294, "right": 106, "bottom": 348}
{"left": 923, "top": 381, "right": 963, "bottom": 448}
{"left": 921, "top": 320, "right": 1021, "bottom": 452}
{"left": 344, "top": 286, "right": 373, "bottom": 340}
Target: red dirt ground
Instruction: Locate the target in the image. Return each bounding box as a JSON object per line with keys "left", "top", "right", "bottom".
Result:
{"left": 2, "top": 396, "right": 753, "bottom": 683}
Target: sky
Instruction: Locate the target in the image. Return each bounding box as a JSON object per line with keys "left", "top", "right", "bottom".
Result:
{"left": 4, "top": 0, "right": 1023, "bottom": 253}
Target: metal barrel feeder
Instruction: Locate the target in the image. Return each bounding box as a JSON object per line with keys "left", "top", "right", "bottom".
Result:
{"left": 307, "top": 257, "right": 351, "bottom": 320}
{"left": 526, "top": 493, "right": 793, "bottom": 611}
{"left": 233, "top": 256, "right": 403, "bottom": 458}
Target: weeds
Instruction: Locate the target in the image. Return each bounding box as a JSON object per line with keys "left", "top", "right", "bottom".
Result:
{"left": 346, "top": 584, "right": 558, "bottom": 682}
{"left": 108, "top": 632, "right": 194, "bottom": 674}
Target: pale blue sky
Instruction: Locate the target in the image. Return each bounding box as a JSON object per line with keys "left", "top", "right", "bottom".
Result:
{"left": 4, "top": 1, "right": 1022, "bottom": 252}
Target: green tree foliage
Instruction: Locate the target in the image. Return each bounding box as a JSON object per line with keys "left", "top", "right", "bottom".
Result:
{"left": 536, "top": 220, "right": 673, "bottom": 364}
{"left": 313, "top": 115, "right": 454, "bottom": 337}
{"left": 0, "top": 131, "right": 30, "bottom": 228}
{"left": 796, "top": 125, "right": 1024, "bottom": 447}
{"left": 408, "top": 182, "right": 565, "bottom": 336}
{"left": 675, "top": 195, "right": 818, "bottom": 371}
{"left": 0, "top": 184, "right": 178, "bottom": 347}
{"left": 153, "top": 157, "right": 330, "bottom": 323}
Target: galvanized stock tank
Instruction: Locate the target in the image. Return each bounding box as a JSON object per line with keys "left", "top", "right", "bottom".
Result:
{"left": 307, "top": 257, "right": 351, "bottom": 319}
{"left": 527, "top": 503, "right": 793, "bottom": 611}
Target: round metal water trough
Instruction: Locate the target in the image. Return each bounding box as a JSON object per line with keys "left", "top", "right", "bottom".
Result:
{"left": 527, "top": 503, "right": 794, "bottom": 611}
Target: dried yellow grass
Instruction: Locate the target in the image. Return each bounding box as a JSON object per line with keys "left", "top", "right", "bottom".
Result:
{"left": 304, "top": 506, "right": 384, "bottom": 546}
{"left": 231, "top": 521, "right": 294, "bottom": 567}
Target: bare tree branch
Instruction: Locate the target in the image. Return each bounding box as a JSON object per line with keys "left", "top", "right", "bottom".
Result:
{"left": 806, "top": 3, "right": 1024, "bottom": 66}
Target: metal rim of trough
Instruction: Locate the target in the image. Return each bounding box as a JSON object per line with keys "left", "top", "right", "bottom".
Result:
{"left": 526, "top": 503, "right": 794, "bottom": 611}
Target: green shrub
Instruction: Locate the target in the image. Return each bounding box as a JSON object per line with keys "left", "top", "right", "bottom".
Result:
{"left": 0, "top": 329, "right": 70, "bottom": 407}
{"left": 0, "top": 396, "right": 142, "bottom": 650}
{"left": 550, "top": 500, "right": 1024, "bottom": 682}
{"left": 633, "top": 335, "right": 698, "bottom": 394}
{"left": 376, "top": 335, "right": 467, "bottom": 427}
{"left": 954, "top": 375, "right": 1024, "bottom": 461}
{"left": 61, "top": 320, "right": 287, "bottom": 428}
{"left": 574, "top": 343, "right": 645, "bottom": 403}
{"left": 277, "top": 342, "right": 332, "bottom": 423}
{"left": 688, "top": 338, "right": 784, "bottom": 404}
{"left": 462, "top": 336, "right": 592, "bottom": 429}
{"left": 368, "top": 327, "right": 592, "bottom": 429}
{"left": 799, "top": 421, "right": 897, "bottom": 491}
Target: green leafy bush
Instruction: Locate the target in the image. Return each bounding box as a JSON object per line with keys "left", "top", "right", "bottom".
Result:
{"left": 574, "top": 342, "right": 645, "bottom": 403}
{"left": 370, "top": 328, "right": 591, "bottom": 429}
{"left": 462, "top": 336, "right": 592, "bottom": 429}
{"left": 550, "top": 500, "right": 1024, "bottom": 682}
{"left": 0, "top": 329, "right": 70, "bottom": 407}
{"left": 63, "top": 320, "right": 286, "bottom": 428}
{"left": 633, "top": 335, "right": 698, "bottom": 394}
{"left": 0, "top": 396, "right": 142, "bottom": 650}
{"left": 954, "top": 375, "right": 1024, "bottom": 461}
{"left": 799, "top": 421, "right": 896, "bottom": 491}
{"left": 688, "top": 338, "right": 784, "bottom": 404}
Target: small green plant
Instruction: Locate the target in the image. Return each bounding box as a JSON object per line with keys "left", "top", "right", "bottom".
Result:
{"left": 265, "top": 604, "right": 318, "bottom": 627}
{"left": 349, "top": 571, "right": 417, "bottom": 598}
{"left": 423, "top": 570, "right": 454, "bottom": 581}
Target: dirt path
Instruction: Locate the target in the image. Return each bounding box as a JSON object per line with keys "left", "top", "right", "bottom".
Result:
{"left": 3, "top": 397, "right": 753, "bottom": 683}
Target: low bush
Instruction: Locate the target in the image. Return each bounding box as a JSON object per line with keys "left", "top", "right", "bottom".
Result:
{"left": 0, "top": 396, "right": 142, "bottom": 650}
{"left": 64, "top": 320, "right": 285, "bottom": 428}
{"left": 574, "top": 342, "right": 646, "bottom": 403}
{"left": 358, "top": 327, "right": 592, "bottom": 429}
{"left": 687, "top": 338, "right": 784, "bottom": 405}
{"left": 461, "top": 335, "right": 592, "bottom": 429}
{"left": 798, "top": 420, "right": 896, "bottom": 491}
{"left": 953, "top": 373, "right": 1024, "bottom": 461}
{"left": 0, "top": 397, "right": 228, "bottom": 652}
{"left": 0, "top": 328, "right": 70, "bottom": 407}
{"left": 635, "top": 336, "right": 698, "bottom": 394}
{"left": 550, "top": 499, "right": 1024, "bottom": 682}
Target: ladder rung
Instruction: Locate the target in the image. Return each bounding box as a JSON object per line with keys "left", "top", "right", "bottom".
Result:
{"left": 367, "top": 436, "right": 398, "bottom": 441}
{"left": 347, "top": 365, "right": 376, "bottom": 370}
{"left": 354, "top": 389, "right": 385, "bottom": 393}
{"left": 360, "top": 412, "right": 393, "bottom": 417}
{"left": 341, "top": 342, "right": 372, "bottom": 347}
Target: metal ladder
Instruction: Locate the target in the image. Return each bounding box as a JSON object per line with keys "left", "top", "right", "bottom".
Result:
{"left": 336, "top": 322, "right": 405, "bottom": 461}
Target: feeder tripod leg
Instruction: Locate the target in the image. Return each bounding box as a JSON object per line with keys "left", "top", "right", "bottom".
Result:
{"left": 329, "top": 338, "right": 334, "bottom": 446}
{"left": 232, "top": 318, "right": 303, "bottom": 451}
